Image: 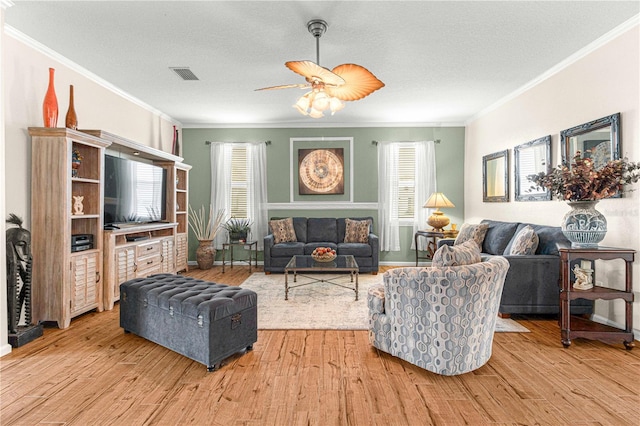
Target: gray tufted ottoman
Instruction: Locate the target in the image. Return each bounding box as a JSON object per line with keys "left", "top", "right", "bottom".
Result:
{"left": 120, "top": 274, "right": 257, "bottom": 371}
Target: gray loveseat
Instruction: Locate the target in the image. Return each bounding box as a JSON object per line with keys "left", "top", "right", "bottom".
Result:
{"left": 440, "top": 219, "right": 593, "bottom": 316}
{"left": 264, "top": 217, "right": 379, "bottom": 274}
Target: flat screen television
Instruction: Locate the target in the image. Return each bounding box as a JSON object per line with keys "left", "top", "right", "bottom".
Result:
{"left": 104, "top": 155, "right": 167, "bottom": 226}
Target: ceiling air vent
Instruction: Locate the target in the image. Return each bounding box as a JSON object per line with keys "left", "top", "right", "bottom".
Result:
{"left": 170, "top": 67, "right": 199, "bottom": 81}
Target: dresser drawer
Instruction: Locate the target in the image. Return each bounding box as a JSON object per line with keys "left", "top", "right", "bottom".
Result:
{"left": 136, "top": 241, "right": 161, "bottom": 258}
{"left": 136, "top": 253, "right": 162, "bottom": 277}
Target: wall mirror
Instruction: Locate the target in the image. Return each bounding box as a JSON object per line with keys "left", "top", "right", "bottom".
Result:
{"left": 483, "top": 149, "right": 509, "bottom": 202}
{"left": 560, "top": 113, "right": 620, "bottom": 169}
{"left": 514, "top": 135, "right": 551, "bottom": 201}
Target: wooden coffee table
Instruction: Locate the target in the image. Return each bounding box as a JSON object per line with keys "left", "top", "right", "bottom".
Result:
{"left": 284, "top": 255, "right": 359, "bottom": 301}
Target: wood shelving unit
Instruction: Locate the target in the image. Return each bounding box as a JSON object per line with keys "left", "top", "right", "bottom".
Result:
{"left": 558, "top": 243, "right": 635, "bottom": 349}
{"left": 29, "top": 128, "right": 111, "bottom": 329}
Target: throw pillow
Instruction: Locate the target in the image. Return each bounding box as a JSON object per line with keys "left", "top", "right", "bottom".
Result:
{"left": 454, "top": 223, "right": 489, "bottom": 248}
{"left": 508, "top": 225, "right": 539, "bottom": 255}
{"left": 432, "top": 240, "right": 482, "bottom": 267}
{"left": 270, "top": 217, "right": 297, "bottom": 244}
{"left": 344, "top": 218, "right": 371, "bottom": 243}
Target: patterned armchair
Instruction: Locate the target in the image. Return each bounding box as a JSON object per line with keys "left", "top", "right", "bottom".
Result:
{"left": 368, "top": 257, "right": 510, "bottom": 375}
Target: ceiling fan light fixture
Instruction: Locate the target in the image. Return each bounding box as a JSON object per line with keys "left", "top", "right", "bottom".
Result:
{"left": 294, "top": 93, "right": 312, "bottom": 115}
{"left": 265, "top": 18, "right": 383, "bottom": 118}
{"left": 311, "top": 91, "right": 330, "bottom": 110}
{"left": 329, "top": 97, "right": 345, "bottom": 115}
{"left": 308, "top": 108, "right": 324, "bottom": 119}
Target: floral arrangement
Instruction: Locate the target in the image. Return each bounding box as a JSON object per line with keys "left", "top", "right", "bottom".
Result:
{"left": 188, "top": 205, "right": 226, "bottom": 241}
{"left": 528, "top": 152, "right": 640, "bottom": 201}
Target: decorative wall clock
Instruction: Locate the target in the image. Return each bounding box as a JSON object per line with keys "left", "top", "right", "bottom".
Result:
{"left": 298, "top": 148, "right": 344, "bottom": 194}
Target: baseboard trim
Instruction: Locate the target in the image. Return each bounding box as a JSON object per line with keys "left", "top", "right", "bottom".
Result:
{"left": 0, "top": 343, "right": 12, "bottom": 357}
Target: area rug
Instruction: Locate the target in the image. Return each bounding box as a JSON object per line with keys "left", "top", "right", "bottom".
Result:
{"left": 240, "top": 273, "right": 529, "bottom": 332}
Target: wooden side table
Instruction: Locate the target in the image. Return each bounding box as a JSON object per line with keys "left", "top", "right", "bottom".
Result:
{"left": 557, "top": 243, "right": 635, "bottom": 349}
{"left": 414, "top": 230, "right": 444, "bottom": 266}
{"left": 222, "top": 240, "right": 258, "bottom": 273}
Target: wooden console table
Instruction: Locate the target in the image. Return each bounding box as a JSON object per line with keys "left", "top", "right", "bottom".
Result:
{"left": 557, "top": 243, "right": 635, "bottom": 349}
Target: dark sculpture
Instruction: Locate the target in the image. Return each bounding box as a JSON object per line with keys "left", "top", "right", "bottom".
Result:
{"left": 6, "top": 214, "right": 42, "bottom": 346}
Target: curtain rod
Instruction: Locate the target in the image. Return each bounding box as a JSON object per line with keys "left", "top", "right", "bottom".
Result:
{"left": 205, "top": 140, "right": 271, "bottom": 145}
{"left": 371, "top": 139, "right": 440, "bottom": 145}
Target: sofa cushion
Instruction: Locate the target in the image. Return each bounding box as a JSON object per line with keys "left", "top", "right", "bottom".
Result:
{"left": 337, "top": 242, "right": 373, "bottom": 257}
{"left": 432, "top": 240, "right": 481, "bottom": 267}
{"left": 271, "top": 242, "right": 305, "bottom": 257}
{"left": 508, "top": 225, "right": 539, "bottom": 255}
{"left": 344, "top": 218, "right": 371, "bottom": 243}
{"left": 337, "top": 216, "right": 373, "bottom": 241}
{"left": 454, "top": 223, "right": 489, "bottom": 248}
{"left": 307, "top": 218, "right": 338, "bottom": 243}
{"left": 270, "top": 217, "right": 297, "bottom": 244}
{"left": 504, "top": 223, "right": 568, "bottom": 255}
{"left": 480, "top": 220, "right": 520, "bottom": 255}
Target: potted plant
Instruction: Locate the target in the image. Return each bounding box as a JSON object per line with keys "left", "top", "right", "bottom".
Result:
{"left": 222, "top": 217, "right": 252, "bottom": 242}
{"left": 188, "top": 205, "right": 225, "bottom": 269}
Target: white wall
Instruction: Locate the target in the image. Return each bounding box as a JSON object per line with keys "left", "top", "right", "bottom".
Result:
{"left": 465, "top": 24, "right": 640, "bottom": 336}
{"left": 0, "top": 2, "right": 11, "bottom": 357}
{"left": 1, "top": 25, "right": 179, "bottom": 355}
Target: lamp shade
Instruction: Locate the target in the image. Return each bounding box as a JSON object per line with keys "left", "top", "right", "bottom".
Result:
{"left": 423, "top": 192, "right": 455, "bottom": 209}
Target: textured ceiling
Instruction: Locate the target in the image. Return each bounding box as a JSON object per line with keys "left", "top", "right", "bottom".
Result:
{"left": 5, "top": 1, "right": 639, "bottom": 127}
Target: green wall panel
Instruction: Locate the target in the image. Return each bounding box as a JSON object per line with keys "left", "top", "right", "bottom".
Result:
{"left": 182, "top": 126, "right": 465, "bottom": 264}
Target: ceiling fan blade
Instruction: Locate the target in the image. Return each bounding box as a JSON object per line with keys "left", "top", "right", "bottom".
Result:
{"left": 255, "top": 83, "right": 310, "bottom": 91}
{"left": 285, "top": 60, "right": 345, "bottom": 86}
{"left": 325, "top": 63, "right": 385, "bottom": 101}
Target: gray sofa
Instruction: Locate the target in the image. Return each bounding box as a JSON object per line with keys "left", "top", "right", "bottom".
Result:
{"left": 264, "top": 217, "right": 379, "bottom": 274}
{"left": 440, "top": 219, "right": 593, "bottom": 316}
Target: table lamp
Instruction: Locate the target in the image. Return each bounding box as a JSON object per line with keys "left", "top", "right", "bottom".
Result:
{"left": 423, "top": 192, "right": 455, "bottom": 232}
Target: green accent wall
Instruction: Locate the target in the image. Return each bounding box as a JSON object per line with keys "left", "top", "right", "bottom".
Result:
{"left": 182, "top": 126, "right": 465, "bottom": 264}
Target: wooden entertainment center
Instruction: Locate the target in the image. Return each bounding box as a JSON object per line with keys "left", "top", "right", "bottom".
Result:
{"left": 29, "top": 128, "right": 191, "bottom": 328}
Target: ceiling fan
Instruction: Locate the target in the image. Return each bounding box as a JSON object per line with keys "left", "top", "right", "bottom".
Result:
{"left": 256, "top": 19, "right": 385, "bottom": 118}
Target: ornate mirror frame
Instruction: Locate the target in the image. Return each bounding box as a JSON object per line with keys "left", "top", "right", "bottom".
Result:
{"left": 514, "top": 135, "right": 551, "bottom": 201}
{"left": 560, "top": 113, "right": 620, "bottom": 168}
{"left": 482, "top": 149, "right": 509, "bottom": 202}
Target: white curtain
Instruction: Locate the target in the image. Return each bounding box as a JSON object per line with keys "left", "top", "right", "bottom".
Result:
{"left": 411, "top": 141, "right": 437, "bottom": 251}
{"left": 378, "top": 142, "right": 401, "bottom": 251}
{"left": 247, "top": 142, "right": 268, "bottom": 251}
{"left": 378, "top": 140, "right": 436, "bottom": 252}
{"left": 210, "top": 142, "right": 268, "bottom": 250}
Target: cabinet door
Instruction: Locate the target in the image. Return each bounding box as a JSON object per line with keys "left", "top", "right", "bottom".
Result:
{"left": 70, "top": 252, "right": 100, "bottom": 316}
{"left": 161, "top": 237, "right": 175, "bottom": 273}
{"left": 175, "top": 234, "right": 188, "bottom": 272}
{"left": 115, "top": 246, "right": 136, "bottom": 301}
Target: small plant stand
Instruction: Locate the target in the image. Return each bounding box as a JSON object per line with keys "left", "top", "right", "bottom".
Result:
{"left": 222, "top": 240, "right": 258, "bottom": 273}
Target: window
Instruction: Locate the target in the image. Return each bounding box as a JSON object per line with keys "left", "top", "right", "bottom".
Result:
{"left": 210, "top": 141, "right": 268, "bottom": 250}
{"left": 230, "top": 146, "right": 248, "bottom": 218}
{"left": 397, "top": 146, "right": 416, "bottom": 219}
{"left": 378, "top": 140, "right": 436, "bottom": 251}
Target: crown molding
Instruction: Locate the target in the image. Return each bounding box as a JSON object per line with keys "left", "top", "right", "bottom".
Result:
{"left": 181, "top": 121, "right": 465, "bottom": 129}
{"left": 467, "top": 14, "right": 640, "bottom": 125}
{"left": 4, "top": 24, "right": 181, "bottom": 126}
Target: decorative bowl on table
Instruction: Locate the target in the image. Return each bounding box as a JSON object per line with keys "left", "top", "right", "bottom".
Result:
{"left": 311, "top": 247, "right": 337, "bottom": 262}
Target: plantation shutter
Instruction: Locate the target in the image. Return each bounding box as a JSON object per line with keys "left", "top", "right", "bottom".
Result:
{"left": 230, "top": 146, "right": 248, "bottom": 218}
{"left": 397, "top": 146, "right": 415, "bottom": 219}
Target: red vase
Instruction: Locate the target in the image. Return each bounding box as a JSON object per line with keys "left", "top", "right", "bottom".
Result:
{"left": 65, "top": 85, "right": 77, "bottom": 130}
{"left": 42, "top": 68, "right": 58, "bottom": 128}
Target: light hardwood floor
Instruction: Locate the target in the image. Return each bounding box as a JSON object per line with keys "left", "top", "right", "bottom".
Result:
{"left": 2, "top": 265, "right": 639, "bottom": 425}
